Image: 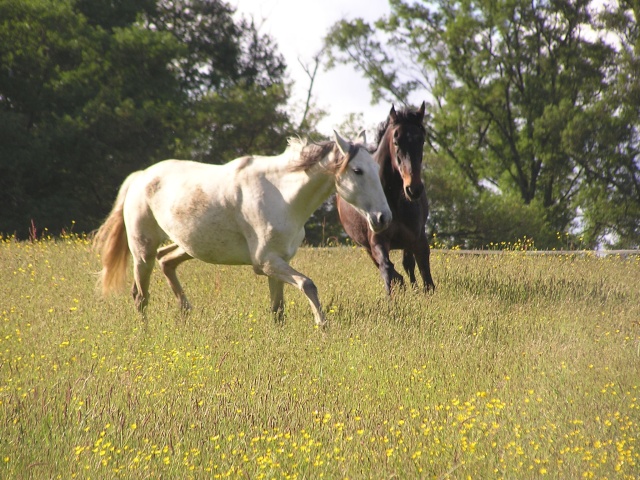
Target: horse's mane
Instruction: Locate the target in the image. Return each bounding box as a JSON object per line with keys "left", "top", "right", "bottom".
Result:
{"left": 287, "top": 138, "right": 359, "bottom": 174}
{"left": 374, "top": 106, "right": 426, "bottom": 149}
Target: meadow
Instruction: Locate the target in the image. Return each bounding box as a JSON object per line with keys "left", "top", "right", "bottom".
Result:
{"left": 0, "top": 234, "right": 638, "bottom": 479}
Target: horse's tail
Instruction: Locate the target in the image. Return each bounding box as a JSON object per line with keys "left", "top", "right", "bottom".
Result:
{"left": 93, "top": 171, "right": 141, "bottom": 295}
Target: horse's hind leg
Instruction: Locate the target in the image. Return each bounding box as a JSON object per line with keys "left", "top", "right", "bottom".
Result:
{"left": 157, "top": 244, "right": 193, "bottom": 312}
{"left": 131, "top": 253, "right": 155, "bottom": 314}
{"left": 402, "top": 250, "right": 418, "bottom": 287}
{"left": 268, "top": 277, "right": 285, "bottom": 322}
{"left": 124, "top": 188, "right": 167, "bottom": 314}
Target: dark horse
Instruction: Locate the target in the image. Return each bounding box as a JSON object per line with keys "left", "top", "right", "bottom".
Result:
{"left": 337, "top": 103, "right": 435, "bottom": 294}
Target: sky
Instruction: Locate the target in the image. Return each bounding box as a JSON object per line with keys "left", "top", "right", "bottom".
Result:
{"left": 231, "top": 0, "right": 394, "bottom": 140}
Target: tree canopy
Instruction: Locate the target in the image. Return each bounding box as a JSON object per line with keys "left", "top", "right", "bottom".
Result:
{"left": 326, "top": 0, "right": 640, "bottom": 248}
{"left": 3, "top": 0, "right": 638, "bottom": 248}
{"left": 0, "top": 0, "right": 294, "bottom": 238}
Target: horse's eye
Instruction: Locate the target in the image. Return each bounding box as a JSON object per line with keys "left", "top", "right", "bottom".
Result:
{"left": 352, "top": 167, "right": 363, "bottom": 175}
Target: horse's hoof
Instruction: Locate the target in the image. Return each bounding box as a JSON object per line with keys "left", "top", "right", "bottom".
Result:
{"left": 314, "top": 318, "right": 328, "bottom": 329}
{"left": 273, "top": 311, "right": 285, "bottom": 325}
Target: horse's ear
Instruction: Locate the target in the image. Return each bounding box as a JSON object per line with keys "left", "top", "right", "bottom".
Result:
{"left": 389, "top": 105, "right": 398, "bottom": 122}
{"left": 355, "top": 129, "right": 367, "bottom": 146}
{"left": 417, "top": 101, "right": 426, "bottom": 121}
{"left": 333, "top": 130, "right": 350, "bottom": 156}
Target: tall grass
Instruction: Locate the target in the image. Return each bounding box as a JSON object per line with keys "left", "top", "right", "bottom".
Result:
{"left": 1, "top": 235, "right": 638, "bottom": 479}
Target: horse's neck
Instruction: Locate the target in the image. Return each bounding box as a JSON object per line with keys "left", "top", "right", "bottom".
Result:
{"left": 375, "top": 143, "right": 402, "bottom": 191}
{"left": 276, "top": 156, "right": 336, "bottom": 223}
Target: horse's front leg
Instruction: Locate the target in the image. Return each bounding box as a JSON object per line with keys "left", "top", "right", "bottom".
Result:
{"left": 414, "top": 240, "right": 435, "bottom": 292}
{"left": 260, "top": 257, "right": 326, "bottom": 327}
{"left": 268, "top": 277, "right": 285, "bottom": 323}
{"left": 370, "top": 241, "right": 404, "bottom": 295}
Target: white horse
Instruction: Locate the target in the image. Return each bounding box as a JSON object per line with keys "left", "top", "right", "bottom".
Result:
{"left": 94, "top": 131, "right": 391, "bottom": 326}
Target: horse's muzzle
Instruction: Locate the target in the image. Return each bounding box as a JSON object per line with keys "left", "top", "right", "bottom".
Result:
{"left": 405, "top": 183, "right": 424, "bottom": 201}
{"left": 368, "top": 211, "right": 392, "bottom": 233}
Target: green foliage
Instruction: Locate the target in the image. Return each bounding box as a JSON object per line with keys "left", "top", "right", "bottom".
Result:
{"left": 1, "top": 239, "right": 639, "bottom": 477}
{"left": 326, "top": 0, "right": 640, "bottom": 248}
{"left": 0, "top": 0, "right": 291, "bottom": 238}
{"left": 182, "top": 82, "right": 292, "bottom": 163}
{"left": 427, "top": 154, "right": 558, "bottom": 248}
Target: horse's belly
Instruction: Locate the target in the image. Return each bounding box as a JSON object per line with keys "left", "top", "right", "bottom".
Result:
{"left": 153, "top": 206, "right": 251, "bottom": 264}
{"left": 180, "top": 229, "right": 252, "bottom": 265}
{"left": 145, "top": 180, "right": 251, "bottom": 264}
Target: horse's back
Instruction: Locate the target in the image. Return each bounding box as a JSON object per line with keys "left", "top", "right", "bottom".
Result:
{"left": 124, "top": 159, "right": 228, "bottom": 222}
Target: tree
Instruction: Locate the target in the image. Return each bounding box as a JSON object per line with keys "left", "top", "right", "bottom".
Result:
{"left": 568, "top": 1, "right": 640, "bottom": 248}
{"left": 141, "top": 1, "right": 294, "bottom": 161}
{"left": 326, "top": 0, "right": 640, "bottom": 248}
{"left": 0, "top": 0, "right": 291, "bottom": 237}
{"left": 183, "top": 82, "right": 291, "bottom": 164}
{"left": 1, "top": 0, "right": 182, "bottom": 236}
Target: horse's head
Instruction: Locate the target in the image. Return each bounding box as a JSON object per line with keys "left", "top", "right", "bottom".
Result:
{"left": 383, "top": 102, "right": 426, "bottom": 201}
{"left": 333, "top": 130, "right": 392, "bottom": 233}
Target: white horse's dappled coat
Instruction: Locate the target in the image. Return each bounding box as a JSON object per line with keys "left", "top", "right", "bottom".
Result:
{"left": 94, "top": 132, "right": 391, "bottom": 326}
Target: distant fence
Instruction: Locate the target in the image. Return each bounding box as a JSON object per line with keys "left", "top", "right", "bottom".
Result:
{"left": 435, "top": 249, "right": 640, "bottom": 258}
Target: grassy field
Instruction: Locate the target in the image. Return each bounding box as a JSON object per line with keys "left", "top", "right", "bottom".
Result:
{"left": 1, "top": 235, "right": 639, "bottom": 479}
